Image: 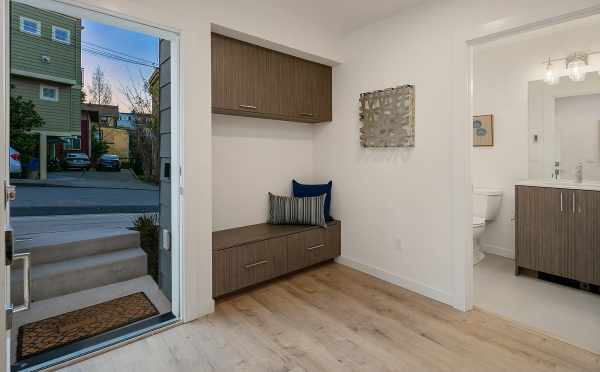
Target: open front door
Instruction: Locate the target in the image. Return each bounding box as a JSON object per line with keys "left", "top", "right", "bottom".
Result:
{"left": 2, "top": 0, "right": 10, "bottom": 369}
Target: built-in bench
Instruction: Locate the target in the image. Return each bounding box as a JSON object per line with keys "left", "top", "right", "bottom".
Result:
{"left": 212, "top": 220, "right": 341, "bottom": 298}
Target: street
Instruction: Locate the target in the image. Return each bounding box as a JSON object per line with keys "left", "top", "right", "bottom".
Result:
{"left": 10, "top": 170, "right": 159, "bottom": 216}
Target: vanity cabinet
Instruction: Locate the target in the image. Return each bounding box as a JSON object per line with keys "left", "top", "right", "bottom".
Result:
{"left": 211, "top": 33, "right": 332, "bottom": 123}
{"left": 515, "top": 185, "right": 600, "bottom": 285}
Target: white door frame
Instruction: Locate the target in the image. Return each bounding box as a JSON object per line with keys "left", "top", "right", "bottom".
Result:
{"left": 1, "top": 0, "right": 185, "bottom": 369}
{"left": 451, "top": 3, "right": 600, "bottom": 312}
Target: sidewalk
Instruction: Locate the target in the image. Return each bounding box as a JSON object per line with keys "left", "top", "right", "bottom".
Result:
{"left": 11, "top": 169, "right": 158, "bottom": 191}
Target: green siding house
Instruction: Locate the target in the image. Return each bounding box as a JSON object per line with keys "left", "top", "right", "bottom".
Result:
{"left": 10, "top": 2, "right": 82, "bottom": 179}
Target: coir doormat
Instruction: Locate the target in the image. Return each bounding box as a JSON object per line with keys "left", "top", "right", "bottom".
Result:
{"left": 17, "top": 292, "right": 158, "bottom": 361}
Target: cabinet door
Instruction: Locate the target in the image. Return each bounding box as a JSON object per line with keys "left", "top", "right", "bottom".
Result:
{"left": 291, "top": 58, "right": 316, "bottom": 121}
{"left": 516, "top": 186, "right": 574, "bottom": 276}
{"left": 313, "top": 64, "right": 332, "bottom": 122}
{"left": 575, "top": 190, "right": 600, "bottom": 285}
{"left": 546, "top": 189, "right": 576, "bottom": 279}
{"left": 211, "top": 34, "right": 261, "bottom": 113}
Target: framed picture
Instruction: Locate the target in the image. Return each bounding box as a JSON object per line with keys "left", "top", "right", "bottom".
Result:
{"left": 473, "top": 114, "right": 494, "bottom": 147}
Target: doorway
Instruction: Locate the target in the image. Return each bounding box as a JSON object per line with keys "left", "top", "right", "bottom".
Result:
{"left": 2, "top": 0, "right": 182, "bottom": 370}
{"left": 468, "top": 11, "right": 600, "bottom": 355}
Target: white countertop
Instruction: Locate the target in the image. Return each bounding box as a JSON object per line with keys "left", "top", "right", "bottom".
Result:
{"left": 516, "top": 179, "right": 600, "bottom": 192}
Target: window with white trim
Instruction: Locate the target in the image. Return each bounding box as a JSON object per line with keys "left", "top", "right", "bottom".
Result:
{"left": 20, "top": 17, "right": 41, "bottom": 36}
{"left": 40, "top": 85, "right": 59, "bottom": 102}
{"left": 52, "top": 26, "right": 71, "bottom": 44}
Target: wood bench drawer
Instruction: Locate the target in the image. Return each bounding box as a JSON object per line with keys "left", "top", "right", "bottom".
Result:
{"left": 213, "top": 237, "right": 287, "bottom": 297}
{"left": 287, "top": 228, "right": 328, "bottom": 271}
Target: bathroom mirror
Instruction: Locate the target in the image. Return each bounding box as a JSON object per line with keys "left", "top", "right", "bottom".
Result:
{"left": 528, "top": 72, "right": 600, "bottom": 181}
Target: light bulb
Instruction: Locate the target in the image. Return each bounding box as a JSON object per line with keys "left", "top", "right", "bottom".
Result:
{"left": 544, "top": 63, "right": 559, "bottom": 85}
{"left": 566, "top": 53, "right": 588, "bottom": 82}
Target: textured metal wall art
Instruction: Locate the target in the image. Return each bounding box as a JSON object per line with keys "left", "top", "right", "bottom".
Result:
{"left": 359, "top": 85, "right": 415, "bottom": 147}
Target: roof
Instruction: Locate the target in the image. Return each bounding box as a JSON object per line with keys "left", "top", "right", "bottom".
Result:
{"left": 81, "top": 103, "right": 119, "bottom": 117}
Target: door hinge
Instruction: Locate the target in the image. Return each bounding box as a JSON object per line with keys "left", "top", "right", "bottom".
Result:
{"left": 5, "top": 305, "right": 13, "bottom": 330}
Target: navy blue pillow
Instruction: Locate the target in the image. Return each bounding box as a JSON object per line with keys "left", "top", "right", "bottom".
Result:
{"left": 292, "top": 180, "right": 333, "bottom": 221}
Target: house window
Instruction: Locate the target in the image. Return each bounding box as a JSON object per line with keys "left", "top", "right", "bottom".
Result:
{"left": 63, "top": 136, "right": 81, "bottom": 150}
{"left": 40, "top": 85, "right": 59, "bottom": 102}
{"left": 19, "top": 17, "right": 41, "bottom": 36}
{"left": 52, "top": 26, "right": 71, "bottom": 44}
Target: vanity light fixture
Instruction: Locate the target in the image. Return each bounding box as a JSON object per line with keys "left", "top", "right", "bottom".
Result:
{"left": 542, "top": 51, "right": 596, "bottom": 84}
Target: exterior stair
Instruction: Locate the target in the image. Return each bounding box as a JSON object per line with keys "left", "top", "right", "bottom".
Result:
{"left": 11, "top": 228, "right": 147, "bottom": 304}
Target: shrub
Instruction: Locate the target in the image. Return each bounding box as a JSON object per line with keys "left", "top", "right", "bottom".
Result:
{"left": 131, "top": 214, "right": 159, "bottom": 283}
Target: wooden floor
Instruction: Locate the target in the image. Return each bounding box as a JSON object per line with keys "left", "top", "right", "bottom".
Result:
{"left": 61, "top": 263, "right": 600, "bottom": 372}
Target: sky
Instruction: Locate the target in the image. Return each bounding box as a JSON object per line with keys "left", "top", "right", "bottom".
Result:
{"left": 81, "top": 19, "right": 159, "bottom": 112}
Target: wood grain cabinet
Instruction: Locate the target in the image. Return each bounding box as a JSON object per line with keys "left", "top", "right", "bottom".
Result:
{"left": 515, "top": 186, "right": 600, "bottom": 285}
{"left": 211, "top": 33, "right": 332, "bottom": 123}
{"left": 213, "top": 220, "right": 341, "bottom": 298}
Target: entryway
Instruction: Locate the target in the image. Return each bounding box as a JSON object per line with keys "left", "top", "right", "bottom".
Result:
{"left": 2, "top": 0, "right": 182, "bottom": 370}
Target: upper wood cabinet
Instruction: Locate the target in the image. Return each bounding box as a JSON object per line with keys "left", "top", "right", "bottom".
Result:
{"left": 211, "top": 33, "right": 332, "bottom": 123}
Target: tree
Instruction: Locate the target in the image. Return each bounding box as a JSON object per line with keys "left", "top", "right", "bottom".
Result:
{"left": 121, "top": 71, "right": 160, "bottom": 183}
{"left": 80, "top": 88, "right": 87, "bottom": 104}
{"left": 10, "top": 95, "right": 44, "bottom": 164}
{"left": 90, "top": 124, "right": 109, "bottom": 163}
{"left": 87, "top": 66, "right": 112, "bottom": 105}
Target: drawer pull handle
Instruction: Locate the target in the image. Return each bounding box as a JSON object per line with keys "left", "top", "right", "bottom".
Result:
{"left": 239, "top": 105, "right": 257, "bottom": 110}
{"left": 245, "top": 260, "right": 269, "bottom": 269}
{"left": 299, "top": 112, "right": 314, "bottom": 117}
{"left": 307, "top": 244, "right": 325, "bottom": 251}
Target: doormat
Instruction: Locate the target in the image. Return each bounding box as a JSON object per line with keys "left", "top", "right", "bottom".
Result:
{"left": 17, "top": 292, "right": 158, "bottom": 361}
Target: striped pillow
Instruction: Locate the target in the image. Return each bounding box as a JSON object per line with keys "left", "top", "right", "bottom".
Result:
{"left": 268, "top": 193, "right": 327, "bottom": 227}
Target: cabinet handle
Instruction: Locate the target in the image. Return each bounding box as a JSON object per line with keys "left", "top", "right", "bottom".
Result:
{"left": 244, "top": 260, "right": 269, "bottom": 269}
{"left": 306, "top": 243, "right": 325, "bottom": 251}
{"left": 299, "top": 112, "right": 314, "bottom": 117}
{"left": 573, "top": 193, "right": 576, "bottom": 215}
{"left": 560, "top": 192, "right": 563, "bottom": 213}
{"left": 239, "top": 105, "right": 257, "bottom": 110}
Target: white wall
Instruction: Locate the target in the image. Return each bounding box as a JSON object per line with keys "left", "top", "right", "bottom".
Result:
{"left": 473, "top": 17, "right": 600, "bottom": 258}
{"left": 212, "top": 114, "right": 316, "bottom": 231}
{"left": 556, "top": 94, "right": 600, "bottom": 180}
{"left": 314, "top": 0, "right": 600, "bottom": 306}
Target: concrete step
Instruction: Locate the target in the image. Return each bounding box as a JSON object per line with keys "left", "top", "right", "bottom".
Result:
{"left": 11, "top": 247, "right": 147, "bottom": 303}
{"left": 15, "top": 228, "right": 140, "bottom": 265}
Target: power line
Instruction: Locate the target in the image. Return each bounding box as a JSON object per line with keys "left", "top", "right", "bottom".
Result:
{"left": 82, "top": 41, "right": 157, "bottom": 66}
{"left": 82, "top": 47, "right": 157, "bottom": 68}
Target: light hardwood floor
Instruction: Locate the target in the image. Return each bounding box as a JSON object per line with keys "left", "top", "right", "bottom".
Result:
{"left": 60, "top": 263, "right": 600, "bottom": 372}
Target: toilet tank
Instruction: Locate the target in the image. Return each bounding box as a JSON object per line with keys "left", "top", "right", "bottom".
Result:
{"left": 473, "top": 188, "right": 503, "bottom": 221}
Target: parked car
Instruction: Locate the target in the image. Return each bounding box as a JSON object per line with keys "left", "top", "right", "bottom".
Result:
{"left": 97, "top": 154, "right": 121, "bottom": 171}
{"left": 9, "top": 147, "right": 22, "bottom": 176}
{"left": 62, "top": 153, "right": 91, "bottom": 170}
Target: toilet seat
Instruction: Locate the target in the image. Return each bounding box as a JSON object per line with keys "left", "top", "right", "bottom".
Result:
{"left": 472, "top": 216, "right": 485, "bottom": 228}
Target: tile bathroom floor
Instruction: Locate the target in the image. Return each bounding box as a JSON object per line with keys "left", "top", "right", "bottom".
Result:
{"left": 475, "top": 254, "right": 600, "bottom": 354}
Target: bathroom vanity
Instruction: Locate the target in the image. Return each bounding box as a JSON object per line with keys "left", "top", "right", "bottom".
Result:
{"left": 515, "top": 180, "right": 600, "bottom": 286}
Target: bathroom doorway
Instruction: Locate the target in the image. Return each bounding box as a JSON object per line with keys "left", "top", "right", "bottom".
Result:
{"left": 469, "top": 12, "right": 600, "bottom": 354}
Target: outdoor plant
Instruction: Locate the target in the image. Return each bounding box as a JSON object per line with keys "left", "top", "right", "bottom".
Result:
{"left": 90, "top": 124, "right": 109, "bottom": 163}
{"left": 10, "top": 95, "right": 44, "bottom": 166}
{"left": 131, "top": 213, "right": 160, "bottom": 283}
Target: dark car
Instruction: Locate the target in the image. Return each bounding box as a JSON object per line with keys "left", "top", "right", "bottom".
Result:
{"left": 97, "top": 154, "right": 121, "bottom": 171}
{"left": 62, "top": 153, "right": 91, "bottom": 170}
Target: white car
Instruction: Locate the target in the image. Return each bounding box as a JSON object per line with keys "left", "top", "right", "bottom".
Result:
{"left": 9, "top": 147, "right": 22, "bottom": 176}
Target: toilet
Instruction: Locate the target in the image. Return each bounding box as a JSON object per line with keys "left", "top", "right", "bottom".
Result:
{"left": 472, "top": 187, "right": 503, "bottom": 265}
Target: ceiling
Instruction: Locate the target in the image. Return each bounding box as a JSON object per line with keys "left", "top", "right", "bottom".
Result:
{"left": 260, "top": 0, "right": 425, "bottom": 35}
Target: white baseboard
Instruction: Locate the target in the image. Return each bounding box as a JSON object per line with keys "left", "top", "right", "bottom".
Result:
{"left": 480, "top": 243, "right": 514, "bottom": 259}
{"left": 335, "top": 256, "right": 453, "bottom": 306}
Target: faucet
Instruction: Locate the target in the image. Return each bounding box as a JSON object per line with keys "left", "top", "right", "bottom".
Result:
{"left": 553, "top": 160, "right": 560, "bottom": 180}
